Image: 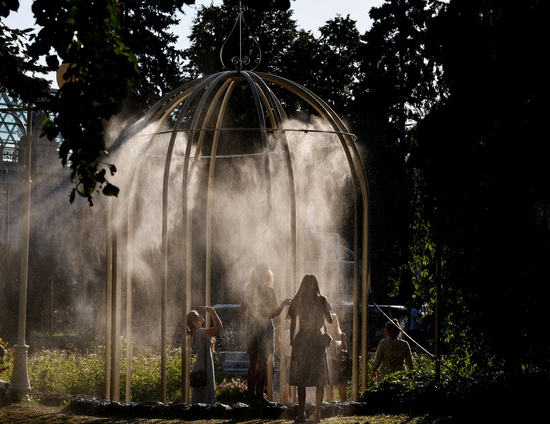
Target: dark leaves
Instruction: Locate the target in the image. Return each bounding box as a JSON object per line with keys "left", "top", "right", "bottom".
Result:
{"left": 29, "top": 0, "right": 140, "bottom": 205}
{"left": 0, "top": 0, "right": 19, "bottom": 18}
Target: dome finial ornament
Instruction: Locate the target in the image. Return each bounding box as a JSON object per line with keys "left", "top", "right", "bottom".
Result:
{"left": 220, "top": 1, "right": 262, "bottom": 71}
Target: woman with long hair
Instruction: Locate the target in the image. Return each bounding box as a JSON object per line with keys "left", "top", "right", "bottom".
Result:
{"left": 186, "top": 306, "right": 223, "bottom": 405}
{"left": 241, "top": 259, "right": 291, "bottom": 404}
{"left": 287, "top": 274, "right": 333, "bottom": 423}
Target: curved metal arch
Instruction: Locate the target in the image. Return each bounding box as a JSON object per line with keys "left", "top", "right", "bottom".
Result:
{"left": 254, "top": 72, "right": 370, "bottom": 397}
{"left": 110, "top": 69, "right": 369, "bottom": 404}
{"left": 246, "top": 72, "right": 298, "bottom": 295}
{"left": 107, "top": 74, "right": 236, "bottom": 402}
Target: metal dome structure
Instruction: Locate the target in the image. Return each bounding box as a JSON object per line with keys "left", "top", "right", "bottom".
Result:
{"left": 106, "top": 2, "right": 369, "bottom": 404}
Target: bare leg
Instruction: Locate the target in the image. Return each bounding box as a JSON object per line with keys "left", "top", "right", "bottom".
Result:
{"left": 313, "top": 385, "right": 324, "bottom": 422}
{"left": 338, "top": 382, "right": 348, "bottom": 402}
{"left": 283, "top": 383, "right": 290, "bottom": 403}
{"left": 297, "top": 386, "right": 306, "bottom": 418}
{"left": 255, "top": 353, "right": 269, "bottom": 398}
{"left": 325, "top": 385, "right": 334, "bottom": 402}
{"left": 247, "top": 353, "right": 258, "bottom": 399}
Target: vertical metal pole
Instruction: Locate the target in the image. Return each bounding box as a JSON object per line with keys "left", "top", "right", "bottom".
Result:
{"left": 110, "top": 225, "right": 120, "bottom": 401}
{"left": 161, "top": 248, "right": 167, "bottom": 403}
{"left": 183, "top": 198, "right": 192, "bottom": 404}
{"left": 125, "top": 228, "right": 133, "bottom": 403}
{"left": 435, "top": 256, "right": 441, "bottom": 381}
{"left": 9, "top": 107, "right": 33, "bottom": 402}
{"left": 352, "top": 264, "right": 360, "bottom": 400}
{"left": 2, "top": 164, "right": 10, "bottom": 244}
{"left": 354, "top": 186, "right": 363, "bottom": 400}
{"left": 105, "top": 200, "right": 112, "bottom": 400}
{"left": 50, "top": 276, "right": 54, "bottom": 335}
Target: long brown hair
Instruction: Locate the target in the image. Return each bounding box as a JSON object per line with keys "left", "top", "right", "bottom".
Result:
{"left": 186, "top": 310, "right": 199, "bottom": 337}
{"left": 246, "top": 260, "right": 273, "bottom": 290}
{"left": 287, "top": 274, "right": 321, "bottom": 319}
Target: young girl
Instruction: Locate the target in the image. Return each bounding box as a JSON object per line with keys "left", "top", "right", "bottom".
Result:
{"left": 325, "top": 312, "right": 349, "bottom": 402}
{"left": 287, "top": 274, "right": 332, "bottom": 423}
{"left": 187, "top": 306, "right": 223, "bottom": 405}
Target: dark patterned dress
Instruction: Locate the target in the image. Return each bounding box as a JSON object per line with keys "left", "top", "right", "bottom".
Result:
{"left": 242, "top": 285, "right": 277, "bottom": 355}
{"left": 289, "top": 296, "right": 331, "bottom": 387}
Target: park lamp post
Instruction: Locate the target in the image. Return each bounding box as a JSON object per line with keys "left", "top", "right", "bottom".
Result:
{"left": 0, "top": 84, "right": 34, "bottom": 401}
{"left": 8, "top": 105, "right": 33, "bottom": 402}
{"left": 7, "top": 64, "right": 71, "bottom": 401}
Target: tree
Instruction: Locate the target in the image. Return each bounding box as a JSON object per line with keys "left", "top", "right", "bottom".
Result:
{"left": 409, "top": 0, "right": 550, "bottom": 376}
{"left": 181, "top": 0, "right": 334, "bottom": 129}
{"left": 28, "top": 0, "right": 140, "bottom": 204}
{"left": 0, "top": 1, "right": 51, "bottom": 104}
{"left": 182, "top": 0, "right": 297, "bottom": 79}
{"left": 355, "top": 0, "right": 443, "bottom": 303}
{"left": 1, "top": 0, "right": 196, "bottom": 205}
{"left": 118, "top": 0, "right": 189, "bottom": 110}
{"left": 304, "top": 15, "right": 362, "bottom": 123}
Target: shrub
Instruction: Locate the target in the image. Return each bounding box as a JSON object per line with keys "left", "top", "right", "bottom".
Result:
{"left": 216, "top": 377, "right": 248, "bottom": 404}
{"left": 0, "top": 338, "right": 12, "bottom": 382}
{"left": 28, "top": 346, "right": 104, "bottom": 396}
{"left": 19, "top": 338, "right": 229, "bottom": 403}
{"left": 361, "top": 354, "right": 464, "bottom": 414}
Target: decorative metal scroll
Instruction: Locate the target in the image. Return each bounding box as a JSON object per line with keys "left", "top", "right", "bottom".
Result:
{"left": 220, "top": 2, "right": 262, "bottom": 71}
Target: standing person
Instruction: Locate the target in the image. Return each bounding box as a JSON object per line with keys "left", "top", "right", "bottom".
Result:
{"left": 287, "top": 274, "right": 332, "bottom": 423}
{"left": 324, "top": 312, "right": 349, "bottom": 402}
{"left": 277, "top": 325, "right": 293, "bottom": 403}
{"left": 371, "top": 318, "right": 414, "bottom": 382}
{"left": 241, "top": 259, "right": 291, "bottom": 405}
{"left": 187, "top": 306, "right": 223, "bottom": 405}
{"left": 409, "top": 300, "right": 426, "bottom": 348}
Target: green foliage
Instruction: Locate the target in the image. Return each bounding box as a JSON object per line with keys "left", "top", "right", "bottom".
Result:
{"left": 356, "top": 0, "right": 446, "bottom": 304}
{"left": 183, "top": 2, "right": 362, "bottom": 123}
{"left": 0, "top": 338, "right": 12, "bottom": 381}
{"left": 2, "top": 0, "right": 549, "bottom": 395}
{"left": 306, "top": 15, "right": 362, "bottom": 121}
{"left": 10, "top": 338, "right": 224, "bottom": 402}
{"left": 3, "top": 0, "right": 190, "bottom": 205}
{"left": 409, "top": 169, "right": 438, "bottom": 298}
{"left": 0, "top": 11, "right": 51, "bottom": 104}
{"left": 183, "top": 1, "right": 299, "bottom": 78}
{"left": 362, "top": 355, "right": 456, "bottom": 413}
{"left": 0, "top": 0, "right": 18, "bottom": 18}
{"left": 407, "top": 0, "right": 550, "bottom": 379}
{"left": 117, "top": 1, "right": 188, "bottom": 108}
{"left": 363, "top": 352, "right": 550, "bottom": 422}
{"left": 125, "top": 345, "right": 183, "bottom": 402}
{"left": 28, "top": 347, "right": 105, "bottom": 395}
{"left": 28, "top": 0, "right": 140, "bottom": 205}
